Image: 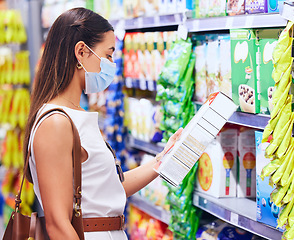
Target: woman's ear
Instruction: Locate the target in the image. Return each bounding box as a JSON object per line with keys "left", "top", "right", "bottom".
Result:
{"left": 75, "top": 41, "right": 86, "bottom": 62}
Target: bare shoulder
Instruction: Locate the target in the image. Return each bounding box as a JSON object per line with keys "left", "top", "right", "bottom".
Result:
{"left": 34, "top": 113, "right": 73, "bottom": 152}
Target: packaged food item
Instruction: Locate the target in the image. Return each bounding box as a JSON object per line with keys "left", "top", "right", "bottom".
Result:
{"left": 255, "top": 131, "right": 282, "bottom": 229}
{"left": 195, "top": 36, "right": 207, "bottom": 103}
{"left": 245, "top": 0, "right": 267, "bottom": 13}
{"left": 267, "top": 0, "right": 281, "bottom": 13}
{"left": 208, "top": 0, "right": 226, "bottom": 17}
{"left": 206, "top": 35, "right": 220, "bottom": 97}
{"left": 219, "top": 34, "right": 232, "bottom": 98}
{"left": 196, "top": 127, "right": 238, "bottom": 198}
{"left": 258, "top": 29, "right": 280, "bottom": 115}
{"left": 230, "top": 29, "right": 260, "bottom": 114}
{"left": 155, "top": 92, "right": 237, "bottom": 187}
{"left": 237, "top": 127, "right": 256, "bottom": 198}
{"left": 195, "top": 0, "right": 209, "bottom": 18}
{"left": 227, "top": 0, "right": 245, "bottom": 15}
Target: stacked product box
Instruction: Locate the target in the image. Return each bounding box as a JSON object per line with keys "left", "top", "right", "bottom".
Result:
{"left": 237, "top": 127, "right": 256, "bottom": 198}
{"left": 230, "top": 29, "right": 260, "bottom": 114}
{"left": 258, "top": 28, "right": 280, "bottom": 115}
{"left": 255, "top": 131, "right": 281, "bottom": 229}
{"left": 196, "top": 127, "right": 238, "bottom": 198}
{"left": 227, "top": 0, "right": 245, "bottom": 15}
{"left": 245, "top": 0, "right": 268, "bottom": 14}
{"left": 155, "top": 92, "right": 237, "bottom": 187}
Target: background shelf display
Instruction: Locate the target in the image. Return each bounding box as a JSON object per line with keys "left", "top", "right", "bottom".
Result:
{"left": 193, "top": 192, "right": 282, "bottom": 240}
{"left": 129, "top": 194, "right": 171, "bottom": 225}
{"left": 111, "top": 13, "right": 287, "bottom": 31}
{"left": 126, "top": 135, "right": 165, "bottom": 155}
{"left": 228, "top": 112, "right": 270, "bottom": 130}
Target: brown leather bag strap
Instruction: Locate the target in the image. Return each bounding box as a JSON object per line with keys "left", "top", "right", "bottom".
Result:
{"left": 16, "top": 108, "right": 82, "bottom": 212}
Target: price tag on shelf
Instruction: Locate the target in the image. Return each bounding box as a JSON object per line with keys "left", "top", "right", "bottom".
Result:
{"left": 174, "top": 13, "right": 181, "bottom": 23}
{"left": 230, "top": 212, "right": 239, "bottom": 225}
{"left": 114, "top": 19, "right": 125, "bottom": 41}
{"left": 225, "top": 17, "right": 234, "bottom": 29}
{"left": 137, "top": 17, "right": 143, "bottom": 28}
{"left": 245, "top": 16, "right": 254, "bottom": 28}
{"left": 139, "top": 79, "right": 147, "bottom": 90}
{"left": 154, "top": 15, "right": 160, "bottom": 26}
{"left": 192, "top": 20, "right": 200, "bottom": 31}
{"left": 125, "top": 77, "right": 133, "bottom": 88}
{"left": 177, "top": 24, "right": 188, "bottom": 40}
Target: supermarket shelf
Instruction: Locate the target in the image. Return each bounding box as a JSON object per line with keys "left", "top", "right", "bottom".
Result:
{"left": 110, "top": 12, "right": 287, "bottom": 31}
{"left": 125, "top": 77, "right": 157, "bottom": 91}
{"left": 186, "top": 13, "right": 287, "bottom": 32}
{"left": 126, "top": 135, "right": 165, "bottom": 155}
{"left": 193, "top": 192, "right": 283, "bottom": 240}
{"left": 128, "top": 194, "right": 171, "bottom": 225}
{"left": 228, "top": 112, "right": 270, "bottom": 130}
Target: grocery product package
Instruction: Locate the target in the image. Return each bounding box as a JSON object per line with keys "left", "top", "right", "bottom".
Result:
{"left": 196, "top": 127, "right": 238, "bottom": 198}
{"left": 255, "top": 131, "right": 281, "bottom": 229}
{"left": 268, "top": 0, "right": 284, "bottom": 13}
{"left": 196, "top": 219, "right": 254, "bottom": 240}
{"left": 206, "top": 35, "right": 220, "bottom": 97}
{"left": 258, "top": 29, "right": 280, "bottom": 115}
{"left": 237, "top": 127, "right": 256, "bottom": 198}
{"left": 245, "top": 0, "right": 268, "bottom": 14}
{"left": 230, "top": 29, "right": 260, "bottom": 114}
{"left": 195, "top": 36, "right": 207, "bottom": 103}
{"left": 219, "top": 34, "right": 232, "bottom": 98}
{"left": 208, "top": 0, "right": 226, "bottom": 17}
{"left": 227, "top": 0, "right": 245, "bottom": 15}
{"left": 195, "top": 0, "right": 209, "bottom": 18}
{"left": 155, "top": 92, "right": 237, "bottom": 187}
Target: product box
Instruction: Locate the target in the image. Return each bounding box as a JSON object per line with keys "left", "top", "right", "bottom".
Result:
{"left": 206, "top": 35, "right": 220, "bottom": 97}
{"left": 155, "top": 92, "right": 237, "bottom": 187}
{"left": 219, "top": 34, "right": 232, "bottom": 99}
{"left": 267, "top": 0, "right": 283, "bottom": 13}
{"left": 255, "top": 131, "right": 281, "bottom": 228}
{"left": 208, "top": 0, "right": 226, "bottom": 17}
{"left": 245, "top": 0, "right": 268, "bottom": 14}
{"left": 230, "top": 29, "right": 260, "bottom": 114}
{"left": 195, "top": 37, "right": 207, "bottom": 103}
{"left": 258, "top": 29, "right": 280, "bottom": 115}
{"left": 195, "top": 0, "right": 209, "bottom": 18}
{"left": 237, "top": 127, "right": 256, "bottom": 198}
{"left": 196, "top": 128, "right": 238, "bottom": 198}
{"left": 227, "top": 0, "right": 245, "bottom": 15}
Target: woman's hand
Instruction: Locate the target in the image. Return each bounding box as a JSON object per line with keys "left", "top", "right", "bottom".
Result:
{"left": 156, "top": 128, "right": 183, "bottom": 162}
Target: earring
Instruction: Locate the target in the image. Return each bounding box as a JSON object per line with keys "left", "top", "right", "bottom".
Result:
{"left": 77, "top": 62, "right": 83, "bottom": 70}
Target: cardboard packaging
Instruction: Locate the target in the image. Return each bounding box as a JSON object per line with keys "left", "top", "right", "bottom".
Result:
{"left": 219, "top": 34, "right": 232, "bottom": 99}
{"left": 237, "top": 127, "right": 256, "bottom": 198}
{"left": 255, "top": 131, "right": 281, "bottom": 228}
{"left": 258, "top": 29, "right": 280, "bottom": 115}
{"left": 227, "top": 0, "right": 245, "bottom": 15}
{"left": 230, "top": 29, "right": 260, "bottom": 114}
{"left": 196, "top": 128, "right": 238, "bottom": 198}
{"left": 155, "top": 92, "right": 237, "bottom": 187}
{"left": 245, "top": 0, "right": 268, "bottom": 14}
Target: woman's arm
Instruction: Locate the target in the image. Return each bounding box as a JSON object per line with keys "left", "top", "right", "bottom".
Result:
{"left": 33, "top": 114, "right": 79, "bottom": 240}
{"left": 122, "top": 128, "right": 183, "bottom": 198}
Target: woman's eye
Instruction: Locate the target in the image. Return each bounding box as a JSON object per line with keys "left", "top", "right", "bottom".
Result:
{"left": 107, "top": 55, "right": 113, "bottom": 59}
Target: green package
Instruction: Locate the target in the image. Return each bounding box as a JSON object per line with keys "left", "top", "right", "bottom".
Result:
{"left": 258, "top": 29, "right": 280, "bottom": 115}
{"left": 230, "top": 29, "right": 260, "bottom": 113}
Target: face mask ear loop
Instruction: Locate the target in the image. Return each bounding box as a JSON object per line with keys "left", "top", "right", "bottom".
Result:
{"left": 84, "top": 43, "right": 101, "bottom": 60}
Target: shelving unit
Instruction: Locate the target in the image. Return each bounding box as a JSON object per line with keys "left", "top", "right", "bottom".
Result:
{"left": 193, "top": 192, "right": 282, "bottom": 240}
{"left": 126, "top": 135, "right": 165, "bottom": 155}
{"left": 128, "top": 194, "right": 170, "bottom": 225}
{"left": 111, "top": 12, "right": 287, "bottom": 31}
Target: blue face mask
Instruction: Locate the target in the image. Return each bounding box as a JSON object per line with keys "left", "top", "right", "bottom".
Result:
{"left": 79, "top": 44, "right": 116, "bottom": 94}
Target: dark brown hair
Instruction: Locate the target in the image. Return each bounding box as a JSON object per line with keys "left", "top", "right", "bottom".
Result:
{"left": 24, "top": 8, "right": 113, "bottom": 182}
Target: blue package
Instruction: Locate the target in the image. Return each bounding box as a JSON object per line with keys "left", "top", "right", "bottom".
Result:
{"left": 217, "top": 227, "right": 253, "bottom": 240}
{"left": 255, "top": 131, "right": 283, "bottom": 230}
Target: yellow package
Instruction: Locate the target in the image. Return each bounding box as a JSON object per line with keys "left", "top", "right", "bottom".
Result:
{"left": 277, "top": 195, "right": 294, "bottom": 228}
{"left": 272, "top": 181, "right": 290, "bottom": 207}
{"left": 284, "top": 223, "right": 294, "bottom": 239}
{"left": 271, "top": 81, "right": 291, "bottom": 119}
{"left": 271, "top": 145, "right": 294, "bottom": 184}
{"left": 272, "top": 21, "right": 294, "bottom": 64}
{"left": 260, "top": 159, "right": 281, "bottom": 180}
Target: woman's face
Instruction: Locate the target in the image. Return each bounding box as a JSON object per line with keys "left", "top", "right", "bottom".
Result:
{"left": 83, "top": 30, "right": 116, "bottom": 73}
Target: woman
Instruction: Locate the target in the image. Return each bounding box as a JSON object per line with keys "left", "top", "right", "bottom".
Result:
{"left": 23, "top": 7, "right": 182, "bottom": 240}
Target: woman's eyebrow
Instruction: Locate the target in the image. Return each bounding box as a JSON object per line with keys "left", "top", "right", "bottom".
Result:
{"left": 109, "top": 47, "right": 115, "bottom": 52}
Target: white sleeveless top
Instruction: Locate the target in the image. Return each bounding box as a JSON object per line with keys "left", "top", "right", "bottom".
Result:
{"left": 29, "top": 104, "right": 127, "bottom": 240}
